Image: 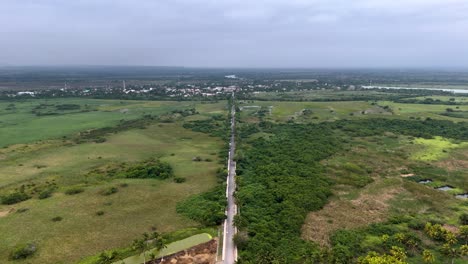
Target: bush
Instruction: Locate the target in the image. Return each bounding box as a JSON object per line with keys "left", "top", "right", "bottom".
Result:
{"left": 233, "top": 232, "right": 249, "bottom": 250}
{"left": 51, "top": 216, "right": 63, "bottom": 222}
{"left": 177, "top": 186, "right": 226, "bottom": 226}
{"left": 460, "top": 213, "right": 468, "bottom": 225}
{"left": 173, "top": 177, "right": 186, "bottom": 183}
{"left": 38, "top": 188, "right": 54, "bottom": 199}
{"left": 16, "top": 208, "right": 29, "bottom": 213}
{"left": 101, "top": 187, "right": 118, "bottom": 196}
{"left": 9, "top": 243, "right": 37, "bottom": 260}
{"left": 96, "top": 211, "right": 105, "bottom": 216}
{"left": 125, "top": 160, "right": 173, "bottom": 179}
{"left": 65, "top": 187, "right": 84, "bottom": 195}
{"left": 119, "top": 183, "right": 129, "bottom": 188}
{"left": 1, "top": 192, "right": 31, "bottom": 205}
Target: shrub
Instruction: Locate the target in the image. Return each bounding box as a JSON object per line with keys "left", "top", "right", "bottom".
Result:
{"left": 51, "top": 216, "right": 63, "bottom": 222}
{"left": 119, "top": 183, "right": 129, "bottom": 188}
{"left": 9, "top": 243, "right": 37, "bottom": 260}
{"left": 173, "top": 177, "right": 186, "bottom": 183}
{"left": 101, "top": 187, "right": 118, "bottom": 196}
{"left": 460, "top": 213, "right": 468, "bottom": 225}
{"left": 38, "top": 188, "right": 54, "bottom": 199}
{"left": 233, "top": 232, "right": 249, "bottom": 250}
{"left": 1, "top": 192, "right": 31, "bottom": 205}
{"left": 177, "top": 186, "right": 226, "bottom": 226}
{"left": 125, "top": 160, "right": 173, "bottom": 179}
{"left": 96, "top": 211, "right": 105, "bottom": 216}
{"left": 65, "top": 187, "right": 84, "bottom": 195}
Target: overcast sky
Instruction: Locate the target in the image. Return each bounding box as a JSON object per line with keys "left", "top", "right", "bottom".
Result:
{"left": 1, "top": 0, "right": 467, "bottom": 68}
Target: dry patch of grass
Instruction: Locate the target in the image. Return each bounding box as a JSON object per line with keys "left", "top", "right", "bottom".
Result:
{"left": 0, "top": 209, "right": 13, "bottom": 218}
{"left": 302, "top": 180, "right": 403, "bottom": 246}
{"left": 435, "top": 149, "right": 468, "bottom": 171}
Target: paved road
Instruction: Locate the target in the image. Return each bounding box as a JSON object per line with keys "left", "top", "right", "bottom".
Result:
{"left": 222, "top": 97, "right": 238, "bottom": 264}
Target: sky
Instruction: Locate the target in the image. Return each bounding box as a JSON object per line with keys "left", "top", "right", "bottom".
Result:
{"left": 1, "top": 0, "right": 468, "bottom": 68}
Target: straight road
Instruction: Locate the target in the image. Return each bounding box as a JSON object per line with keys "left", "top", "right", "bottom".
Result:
{"left": 222, "top": 96, "right": 238, "bottom": 264}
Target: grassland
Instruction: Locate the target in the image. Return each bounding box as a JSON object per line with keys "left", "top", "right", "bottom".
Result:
{"left": 0, "top": 99, "right": 221, "bottom": 147}
{"left": 237, "top": 98, "right": 468, "bottom": 125}
{"left": 410, "top": 136, "right": 468, "bottom": 161}
{"left": 0, "top": 99, "right": 227, "bottom": 263}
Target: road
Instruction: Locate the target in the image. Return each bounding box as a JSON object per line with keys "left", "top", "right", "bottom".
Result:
{"left": 222, "top": 96, "right": 238, "bottom": 264}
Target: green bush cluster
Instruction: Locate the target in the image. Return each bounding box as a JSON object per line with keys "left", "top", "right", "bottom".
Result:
{"left": 65, "top": 187, "right": 84, "bottom": 195}
{"left": 176, "top": 186, "right": 226, "bottom": 226}
{"left": 9, "top": 243, "right": 37, "bottom": 260}
{"left": 235, "top": 124, "right": 341, "bottom": 262}
{"left": 1, "top": 191, "right": 31, "bottom": 205}
{"left": 125, "top": 160, "right": 173, "bottom": 179}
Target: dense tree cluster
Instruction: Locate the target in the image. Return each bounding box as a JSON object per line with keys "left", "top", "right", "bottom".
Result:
{"left": 176, "top": 186, "right": 227, "bottom": 226}
{"left": 235, "top": 124, "right": 342, "bottom": 263}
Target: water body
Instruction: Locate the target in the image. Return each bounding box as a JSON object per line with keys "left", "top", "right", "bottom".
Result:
{"left": 456, "top": 193, "right": 468, "bottom": 199}
{"left": 418, "top": 179, "right": 432, "bottom": 184}
{"left": 435, "top": 185, "right": 454, "bottom": 191}
{"left": 362, "top": 86, "right": 468, "bottom": 94}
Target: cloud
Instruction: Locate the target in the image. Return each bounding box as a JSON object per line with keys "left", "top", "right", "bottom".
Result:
{"left": 0, "top": 0, "right": 467, "bottom": 67}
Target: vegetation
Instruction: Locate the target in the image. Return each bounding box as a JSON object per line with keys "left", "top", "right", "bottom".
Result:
{"left": 124, "top": 159, "right": 173, "bottom": 179}
{"left": 9, "top": 243, "right": 37, "bottom": 260}
{"left": 0, "top": 99, "right": 226, "bottom": 263}
{"left": 235, "top": 123, "right": 341, "bottom": 262}
{"left": 176, "top": 186, "right": 226, "bottom": 226}
{"left": 1, "top": 83, "right": 467, "bottom": 263}
{"left": 1, "top": 191, "right": 30, "bottom": 205}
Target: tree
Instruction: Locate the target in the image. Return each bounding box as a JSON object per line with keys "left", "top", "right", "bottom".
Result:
{"left": 461, "top": 244, "right": 468, "bottom": 256}
{"left": 459, "top": 225, "right": 468, "bottom": 244}
{"left": 358, "top": 247, "right": 407, "bottom": 264}
{"left": 422, "top": 250, "right": 435, "bottom": 263}
{"left": 441, "top": 243, "right": 460, "bottom": 264}
{"left": 151, "top": 232, "right": 167, "bottom": 261}
{"left": 132, "top": 232, "right": 167, "bottom": 264}
{"left": 445, "top": 232, "right": 458, "bottom": 246}
{"left": 131, "top": 238, "right": 147, "bottom": 264}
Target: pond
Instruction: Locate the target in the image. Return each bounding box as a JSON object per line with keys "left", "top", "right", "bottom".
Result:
{"left": 418, "top": 179, "right": 432, "bottom": 184}
{"left": 435, "top": 185, "right": 454, "bottom": 191}
{"left": 455, "top": 193, "right": 468, "bottom": 199}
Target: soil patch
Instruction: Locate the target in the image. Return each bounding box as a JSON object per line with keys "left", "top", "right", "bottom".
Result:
{"left": 0, "top": 208, "right": 13, "bottom": 218}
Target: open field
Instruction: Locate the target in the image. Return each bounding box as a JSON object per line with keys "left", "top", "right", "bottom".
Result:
{"left": 0, "top": 99, "right": 226, "bottom": 147}
{"left": 238, "top": 99, "right": 468, "bottom": 124}
{"left": 0, "top": 99, "right": 227, "bottom": 263}
{"left": 250, "top": 90, "right": 400, "bottom": 101}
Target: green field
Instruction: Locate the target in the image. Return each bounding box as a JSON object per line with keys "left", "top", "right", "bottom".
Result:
{"left": 237, "top": 98, "right": 468, "bottom": 124}
{"left": 0, "top": 99, "right": 227, "bottom": 263}
{"left": 0, "top": 99, "right": 225, "bottom": 147}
